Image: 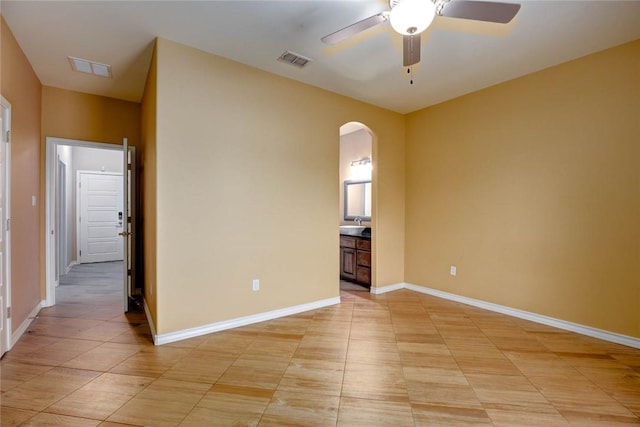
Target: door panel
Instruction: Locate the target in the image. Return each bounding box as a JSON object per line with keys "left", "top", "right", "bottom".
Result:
{"left": 79, "top": 172, "right": 123, "bottom": 263}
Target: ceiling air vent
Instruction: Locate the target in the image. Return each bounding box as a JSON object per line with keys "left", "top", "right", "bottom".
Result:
{"left": 277, "top": 51, "right": 312, "bottom": 68}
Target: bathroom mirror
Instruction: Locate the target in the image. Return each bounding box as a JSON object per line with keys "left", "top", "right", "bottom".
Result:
{"left": 344, "top": 179, "right": 371, "bottom": 221}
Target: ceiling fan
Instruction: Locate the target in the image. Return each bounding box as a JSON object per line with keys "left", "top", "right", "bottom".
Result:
{"left": 321, "top": 0, "right": 521, "bottom": 68}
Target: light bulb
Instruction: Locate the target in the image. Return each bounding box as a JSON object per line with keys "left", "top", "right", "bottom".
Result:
{"left": 390, "top": 0, "right": 436, "bottom": 36}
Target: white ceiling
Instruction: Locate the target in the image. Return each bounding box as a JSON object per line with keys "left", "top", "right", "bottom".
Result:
{"left": 3, "top": 1, "right": 640, "bottom": 114}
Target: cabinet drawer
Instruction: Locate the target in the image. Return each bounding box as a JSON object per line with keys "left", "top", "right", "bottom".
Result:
{"left": 356, "top": 250, "right": 371, "bottom": 267}
{"left": 356, "top": 239, "right": 371, "bottom": 251}
{"left": 340, "top": 236, "right": 356, "bottom": 248}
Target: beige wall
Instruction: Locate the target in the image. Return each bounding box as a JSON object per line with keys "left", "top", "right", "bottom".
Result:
{"left": 140, "top": 42, "right": 158, "bottom": 328}
{"left": 405, "top": 40, "right": 640, "bottom": 338}
{"left": 42, "top": 86, "right": 140, "bottom": 147}
{"left": 151, "top": 38, "right": 404, "bottom": 334}
{"left": 1, "top": 17, "right": 43, "bottom": 332}
{"left": 339, "top": 128, "right": 372, "bottom": 226}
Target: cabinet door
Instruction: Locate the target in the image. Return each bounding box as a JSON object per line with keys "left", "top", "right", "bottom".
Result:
{"left": 356, "top": 250, "right": 371, "bottom": 268}
{"left": 340, "top": 247, "right": 357, "bottom": 280}
{"left": 356, "top": 266, "right": 371, "bottom": 285}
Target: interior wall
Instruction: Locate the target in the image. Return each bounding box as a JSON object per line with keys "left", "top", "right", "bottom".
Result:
{"left": 0, "top": 17, "right": 43, "bottom": 332}
{"left": 339, "top": 128, "right": 372, "bottom": 226}
{"left": 41, "top": 86, "right": 141, "bottom": 147}
{"left": 152, "top": 38, "right": 404, "bottom": 334}
{"left": 140, "top": 42, "right": 157, "bottom": 328}
{"left": 73, "top": 146, "right": 123, "bottom": 173}
{"left": 405, "top": 40, "right": 640, "bottom": 338}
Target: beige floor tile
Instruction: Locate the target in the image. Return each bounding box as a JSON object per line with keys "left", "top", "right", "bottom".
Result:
{"left": 412, "top": 402, "right": 493, "bottom": 426}
{"left": 259, "top": 391, "right": 339, "bottom": 426}
{"left": 3, "top": 338, "right": 102, "bottom": 367}
{"left": 196, "top": 333, "right": 254, "bottom": 357}
{"left": 293, "top": 335, "right": 349, "bottom": 362}
{"left": 0, "top": 361, "right": 54, "bottom": 392}
{"left": 0, "top": 367, "right": 101, "bottom": 411}
{"left": 455, "top": 355, "right": 521, "bottom": 376}
{"left": 342, "top": 361, "right": 409, "bottom": 401}
{"left": 179, "top": 384, "right": 272, "bottom": 426}
{"left": 278, "top": 358, "right": 344, "bottom": 396}
{"left": 407, "top": 382, "right": 484, "bottom": 410}
{"left": 20, "top": 412, "right": 101, "bottom": 426}
{"left": 404, "top": 366, "right": 469, "bottom": 387}
{"left": 45, "top": 373, "right": 154, "bottom": 420}
{"left": 346, "top": 339, "right": 401, "bottom": 365}
{"left": 337, "top": 396, "right": 414, "bottom": 426}
{"left": 0, "top": 407, "right": 38, "bottom": 426}
{"left": 485, "top": 408, "right": 571, "bottom": 426}
{"left": 217, "top": 360, "right": 287, "bottom": 391}
{"left": 110, "top": 346, "right": 191, "bottom": 377}
{"left": 107, "top": 378, "right": 210, "bottom": 427}
{"left": 62, "top": 342, "right": 142, "bottom": 371}
{"left": 557, "top": 409, "right": 640, "bottom": 426}
{"left": 161, "top": 350, "right": 235, "bottom": 384}
{"left": 98, "top": 422, "right": 143, "bottom": 427}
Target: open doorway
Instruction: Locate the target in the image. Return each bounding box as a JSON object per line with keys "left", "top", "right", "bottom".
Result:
{"left": 45, "top": 137, "right": 136, "bottom": 315}
{"left": 339, "top": 122, "right": 373, "bottom": 292}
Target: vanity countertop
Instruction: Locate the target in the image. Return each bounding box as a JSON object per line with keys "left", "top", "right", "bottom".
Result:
{"left": 339, "top": 227, "right": 371, "bottom": 239}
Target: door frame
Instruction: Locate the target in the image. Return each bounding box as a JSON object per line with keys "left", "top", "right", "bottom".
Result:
{"left": 45, "top": 137, "right": 127, "bottom": 307}
{"left": 1, "top": 97, "right": 12, "bottom": 354}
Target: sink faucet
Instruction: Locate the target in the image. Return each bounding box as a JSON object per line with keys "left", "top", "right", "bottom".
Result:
{"left": 354, "top": 217, "right": 362, "bottom": 226}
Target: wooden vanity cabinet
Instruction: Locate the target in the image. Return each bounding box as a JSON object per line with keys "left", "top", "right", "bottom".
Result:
{"left": 340, "top": 235, "right": 371, "bottom": 286}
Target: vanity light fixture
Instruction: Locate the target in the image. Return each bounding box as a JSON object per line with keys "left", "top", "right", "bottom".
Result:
{"left": 350, "top": 156, "right": 372, "bottom": 180}
{"left": 68, "top": 56, "right": 112, "bottom": 78}
{"left": 350, "top": 157, "right": 372, "bottom": 167}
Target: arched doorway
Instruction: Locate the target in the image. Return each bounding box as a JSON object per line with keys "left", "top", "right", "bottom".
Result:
{"left": 339, "top": 122, "right": 374, "bottom": 292}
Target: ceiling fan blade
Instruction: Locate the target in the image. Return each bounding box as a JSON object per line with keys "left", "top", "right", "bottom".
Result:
{"left": 439, "top": 0, "right": 521, "bottom": 24}
{"left": 321, "top": 12, "right": 387, "bottom": 45}
{"left": 403, "top": 34, "right": 421, "bottom": 66}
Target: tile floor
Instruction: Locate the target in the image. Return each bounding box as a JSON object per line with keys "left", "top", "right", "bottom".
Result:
{"left": 1, "top": 280, "right": 640, "bottom": 426}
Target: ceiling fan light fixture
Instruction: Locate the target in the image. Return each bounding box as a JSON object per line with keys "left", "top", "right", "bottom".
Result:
{"left": 390, "top": 0, "right": 436, "bottom": 35}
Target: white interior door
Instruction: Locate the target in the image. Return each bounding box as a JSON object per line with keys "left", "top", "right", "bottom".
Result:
{"left": 78, "top": 171, "right": 124, "bottom": 264}
{"left": 1, "top": 98, "right": 12, "bottom": 356}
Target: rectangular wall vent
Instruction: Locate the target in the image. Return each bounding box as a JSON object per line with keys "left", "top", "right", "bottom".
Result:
{"left": 277, "top": 51, "right": 312, "bottom": 68}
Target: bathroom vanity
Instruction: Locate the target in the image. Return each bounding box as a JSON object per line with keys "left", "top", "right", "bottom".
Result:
{"left": 339, "top": 231, "right": 371, "bottom": 287}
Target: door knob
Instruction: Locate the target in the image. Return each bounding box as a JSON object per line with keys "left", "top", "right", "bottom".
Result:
{"left": 118, "top": 231, "right": 131, "bottom": 237}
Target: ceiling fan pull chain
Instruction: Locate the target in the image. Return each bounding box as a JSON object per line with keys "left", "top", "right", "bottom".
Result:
{"left": 407, "top": 66, "right": 414, "bottom": 85}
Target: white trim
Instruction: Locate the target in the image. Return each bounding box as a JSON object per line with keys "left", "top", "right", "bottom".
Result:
{"left": 403, "top": 283, "right": 640, "bottom": 350}
{"left": 10, "top": 300, "right": 43, "bottom": 348}
{"left": 65, "top": 260, "right": 78, "bottom": 275}
{"left": 154, "top": 296, "right": 341, "bottom": 346}
{"left": 1, "top": 97, "right": 11, "bottom": 355}
{"left": 370, "top": 282, "right": 406, "bottom": 294}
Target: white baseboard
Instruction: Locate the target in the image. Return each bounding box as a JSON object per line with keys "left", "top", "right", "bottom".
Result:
{"left": 404, "top": 283, "right": 640, "bottom": 350}
{"left": 11, "top": 300, "right": 44, "bottom": 349}
{"left": 65, "top": 260, "right": 78, "bottom": 275}
{"left": 153, "top": 296, "right": 341, "bottom": 346}
{"left": 370, "top": 282, "right": 406, "bottom": 294}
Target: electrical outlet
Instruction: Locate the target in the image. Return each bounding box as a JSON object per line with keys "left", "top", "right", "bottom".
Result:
{"left": 450, "top": 265, "right": 457, "bottom": 276}
{"left": 252, "top": 279, "right": 260, "bottom": 291}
